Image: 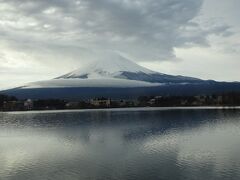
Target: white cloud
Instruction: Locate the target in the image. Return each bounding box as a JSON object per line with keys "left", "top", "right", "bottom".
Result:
{"left": 1, "top": 0, "right": 229, "bottom": 62}
{"left": 0, "top": 0, "right": 239, "bottom": 89}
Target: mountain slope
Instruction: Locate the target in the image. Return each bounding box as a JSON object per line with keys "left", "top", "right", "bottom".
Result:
{"left": 56, "top": 56, "right": 202, "bottom": 84}
{"left": 3, "top": 82, "right": 240, "bottom": 100}
{"left": 2, "top": 54, "right": 240, "bottom": 100}
{"left": 56, "top": 55, "right": 155, "bottom": 79}
{"left": 24, "top": 55, "right": 203, "bottom": 89}
{"left": 15, "top": 56, "right": 202, "bottom": 89}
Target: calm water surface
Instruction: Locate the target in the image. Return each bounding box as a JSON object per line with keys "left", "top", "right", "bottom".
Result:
{"left": 0, "top": 108, "right": 240, "bottom": 180}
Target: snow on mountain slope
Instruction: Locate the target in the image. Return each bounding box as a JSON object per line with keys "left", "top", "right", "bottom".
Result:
{"left": 55, "top": 54, "right": 201, "bottom": 84}
{"left": 19, "top": 53, "right": 203, "bottom": 89}
{"left": 21, "top": 78, "right": 162, "bottom": 89}
{"left": 56, "top": 55, "right": 155, "bottom": 79}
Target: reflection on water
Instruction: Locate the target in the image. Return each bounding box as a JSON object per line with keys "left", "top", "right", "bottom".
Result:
{"left": 0, "top": 108, "right": 240, "bottom": 180}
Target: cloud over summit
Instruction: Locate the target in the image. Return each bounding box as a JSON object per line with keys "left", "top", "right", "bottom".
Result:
{"left": 0, "top": 0, "right": 230, "bottom": 62}
{"left": 0, "top": 0, "right": 238, "bottom": 89}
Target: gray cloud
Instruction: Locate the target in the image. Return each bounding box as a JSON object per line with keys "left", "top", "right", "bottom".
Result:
{"left": 0, "top": 0, "right": 233, "bottom": 64}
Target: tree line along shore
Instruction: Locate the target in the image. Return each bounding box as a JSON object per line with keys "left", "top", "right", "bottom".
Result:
{"left": 1, "top": 92, "right": 240, "bottom": 111}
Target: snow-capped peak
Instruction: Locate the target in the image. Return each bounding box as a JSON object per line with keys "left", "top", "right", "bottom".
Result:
{"left": 11, "top": 52, "right": 203, "bottom": 90}
{"left": 56, "top": 54, "right": 155, "bottom": 79}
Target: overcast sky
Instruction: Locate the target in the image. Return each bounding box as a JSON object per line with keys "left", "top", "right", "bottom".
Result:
{"left": 0, "top": 0, "right": 240, "bottom": 90}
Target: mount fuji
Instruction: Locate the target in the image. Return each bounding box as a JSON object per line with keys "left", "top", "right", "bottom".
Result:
{"left": 2, "top": 55, "right": 240, "bottom": 100}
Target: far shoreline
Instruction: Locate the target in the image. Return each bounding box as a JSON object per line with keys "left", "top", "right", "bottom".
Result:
{"left": 2, "top": 106, "right": 240, "bottom": 114}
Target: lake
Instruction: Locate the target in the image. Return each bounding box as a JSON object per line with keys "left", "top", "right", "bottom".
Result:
{"left": 0, "top": 107, "right": 240, "bottom": 180}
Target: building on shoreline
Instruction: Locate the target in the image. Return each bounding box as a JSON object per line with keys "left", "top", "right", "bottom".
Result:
{"left": 1, "top": 92, "right": 240, "bottom": 111}
{"left": 3, "top": 99, "right": 34, "bottom": 111}
{"left": 90, "top": 98, "right": 111, "bottom": 107}
{"left": 24, "top": 99, "right": 34, "bottom": 110}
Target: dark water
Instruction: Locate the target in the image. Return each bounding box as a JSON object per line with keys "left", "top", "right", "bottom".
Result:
{"left": 0, "top": 108, "right": 240, "bottom": 180}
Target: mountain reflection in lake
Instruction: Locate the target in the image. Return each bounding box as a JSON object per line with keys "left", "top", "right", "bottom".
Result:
{"left": 0, "top": 108, "right": 240, "bottom": 180}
